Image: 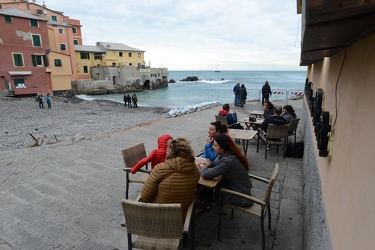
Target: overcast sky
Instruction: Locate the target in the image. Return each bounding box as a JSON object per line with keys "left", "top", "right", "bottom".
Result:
{"left": 44, "top": 0, "right": 305, "bottom": 71}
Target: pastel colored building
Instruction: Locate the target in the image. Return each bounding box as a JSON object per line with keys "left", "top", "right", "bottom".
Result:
{"left": 297, "top": 1, "right": 375, "bottom": 249}
{"left": 74, "top": 45, "right": 106, "bottom": 79}
{"left": 96, "top": 42, "right": 145, "bottom": 67}
{"left": 0, "top": 7, "right": 52, "bottom": 95}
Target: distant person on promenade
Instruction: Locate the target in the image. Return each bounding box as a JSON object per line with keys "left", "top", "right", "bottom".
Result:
{"left": 239, "top": 84, "right": 247, "bottom": 107}
{"left": 123, "top": 94, "right": 128, "bottom": 107}
{"left": 46, "top": 93, "right": 51, "bottom": 109}
{"left": 218, "top": 104, "right": 243, "bottom": 129}
{"left": 132, "top": 93, "right": 138, "bottom": 108}
{"left": 126, "top": 94, "right": 132, "bottom": 108}
{"left": 261, "top": 81, "right": 272, "bottom": 105}
{"left": 233, "top": 81, "right": 241, "bottom": 106}
{"left": 38, "top": 94, "right": 44, "bottom": 109}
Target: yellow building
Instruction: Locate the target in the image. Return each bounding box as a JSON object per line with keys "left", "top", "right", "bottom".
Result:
{"left": 74, "top": 45, "right": 106, "bottom": 79}
{"left": 96, "top": 42, "right": 145, "bottom": 67}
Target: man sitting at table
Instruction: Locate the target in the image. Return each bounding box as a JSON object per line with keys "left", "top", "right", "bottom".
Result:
{"left": 259, "top": 106, "right": 288, "bottom": 133}
{"left": 218, "top": 103, "right": 243, "bottom": 129}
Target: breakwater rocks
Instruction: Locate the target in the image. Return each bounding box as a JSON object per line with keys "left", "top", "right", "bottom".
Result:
{"left": 166, "top": 101, "right": 221, "bottom": 117}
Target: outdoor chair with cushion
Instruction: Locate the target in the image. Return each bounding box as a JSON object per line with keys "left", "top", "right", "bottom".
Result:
{"left": 121, "top": 199, "right": 195, "bottom": 250}
{"left": 121, "top": 143, "right": 150, "bottom": 199}
{"left": 217, "top": 163, "right": 279, "bottom": 250}
{"left": 257, "top": 124, "right": 290, "bottom": 159}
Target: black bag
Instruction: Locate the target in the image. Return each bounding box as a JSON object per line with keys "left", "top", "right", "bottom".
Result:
{"left": 249, "top": 116, "right": 257, "bottom": 122}
{"left": 285, "top": 142, "right": 304, "bottom": 158}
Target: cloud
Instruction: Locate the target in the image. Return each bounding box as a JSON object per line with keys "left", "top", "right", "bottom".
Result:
{"left": 45, "top": 0, "right": 305, "bottom": 70}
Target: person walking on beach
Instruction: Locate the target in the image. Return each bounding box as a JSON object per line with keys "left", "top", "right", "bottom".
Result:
{"left": 239, "top": 84, "right": 247, "bottom": 107}
{"left": 261, "top": 81, "right": 272, "bottom": 105}
{"left": 123, "top": 94, "right": 128, "bottom": 107}
{"left": 132, "top": 93, "right": 138, "bottom": 108}
{"left": 46, "top": 93, "right": 51, "bottom": 109}
{"left": 126, "top": 94, "right": 132, "bottom": 108}
{"left": 233, "top": 81, "right": 241, "bottom": 106}
{"left": 38, "top": 94, "right": 44, "bottom": 109}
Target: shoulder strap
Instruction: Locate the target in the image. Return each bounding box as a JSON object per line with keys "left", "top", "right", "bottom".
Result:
{"left": 159, "top": 162, "right": 177, "bottom": 183}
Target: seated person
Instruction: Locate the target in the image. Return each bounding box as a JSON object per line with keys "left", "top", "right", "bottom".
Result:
{"left": 218, "top": 103, "right": 243, "bottom": 129}
{"left": 259, "top": 106, "right": 288, "bottom": 133}
{"left": 141, "top": 138, "right": 200, "bottom": 220}
{"left": 198, "top": 133, "right": 253, "bottom": 207}
{"left": 282, "top": 105, "right": 297, "bottom": 123}
{"left": 130, "top": 134, "right": 173, "bottom": 174}
{"left": 201, "top": 121, "right": 228, "bottom": 162}
{"left": 263, "top": 100, "right": 275, "bottom": 118}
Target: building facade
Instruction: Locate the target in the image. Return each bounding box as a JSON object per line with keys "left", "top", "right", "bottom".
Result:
{"left": 96, "top": 42, "right": 145, "bottom": 67}
{"left": 297, "top": 1, "right": 375, "bottom": 249}
{"left": 0, "top": 7, "right": 52, "bottom": 95}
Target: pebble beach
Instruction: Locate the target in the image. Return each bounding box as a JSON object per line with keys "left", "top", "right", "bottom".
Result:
{"left": 0, "top": 95, "right": 169, "bottom": 152}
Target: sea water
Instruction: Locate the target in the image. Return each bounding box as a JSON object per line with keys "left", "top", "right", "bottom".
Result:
{"left": 78, "top": 70, "right": 306, "bottom": 110}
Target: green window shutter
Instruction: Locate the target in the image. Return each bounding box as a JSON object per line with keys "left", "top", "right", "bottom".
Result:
{"left": 32, "top": 55, "right": 37, "bottom": 66}
{"left": 30, "top": 20, "right": 38, "bottom": 27}
{"left": 32, "top": 35, "right": 41, "bottom": 47}
{"left": 74, "top": 40, "right": 78, "bottom": 45}
{"left": 13, "top": 54, "right": 23, "bottom": 66}
{"left": 43, "top": 55, "right": 47, "bottom": 66}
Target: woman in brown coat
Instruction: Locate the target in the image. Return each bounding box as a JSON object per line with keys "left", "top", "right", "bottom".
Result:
{"left": 141, "top": 137, "right": 200, "bottom": 220}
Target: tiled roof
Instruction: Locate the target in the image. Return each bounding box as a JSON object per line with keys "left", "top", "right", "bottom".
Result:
{"left": 0, "top": 7, "right": 48, "bottom": 21}
{"left": 74, "top": 45, "right": 106, "bottom": 52}
{"left": 97, "top": 42, "right": 145, "bottom": 52}
{"left": 47, "top": 20, "right": 71, "bottom": 27}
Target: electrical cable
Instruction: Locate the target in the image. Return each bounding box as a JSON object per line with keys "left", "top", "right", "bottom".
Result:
{"left": 332, "top": 48, "right": 347, "bottom": 129}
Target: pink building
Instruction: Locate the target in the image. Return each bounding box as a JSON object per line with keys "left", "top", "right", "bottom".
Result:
{"left": 0, "top": 7, "right": 52, "bottom": 95}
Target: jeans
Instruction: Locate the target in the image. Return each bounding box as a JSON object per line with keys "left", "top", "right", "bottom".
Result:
{"left": 234, "top": 94, "right": 240, "bottom": 106}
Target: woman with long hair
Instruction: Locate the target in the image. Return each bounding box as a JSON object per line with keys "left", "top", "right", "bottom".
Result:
{"left": 198, "top": 133, "right": 253, "bottom": 207}
{"left": 263, "top": 100, "right": 275, "bottom": 118}
{"left": 201, "top": 121, "right": 228, "bottom": 161}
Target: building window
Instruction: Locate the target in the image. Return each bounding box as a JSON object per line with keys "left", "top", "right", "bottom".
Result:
{"left": 138, "top": 53, "right": 141, "bottom": 58}
{"left": 119, "top": 52, "right": 123, "bottom": 57}
{"left": 30, "top": 19, "right": 38, "bottom": 27}
{"left": 94, "top": 53, "right": 102, "bottom": 60}
{"left": 58, "top": 28, "right": 64, "bottom": 34}
{"left": 54, "top": 59, "right": 62, "bottom": 66}
{"left": 128, "top": 52, "right": 132, "bottom": 57}
{"left": 72, "top": 27, "right": 77, "bottom": 33}
{"left": 112, "top": 62, "right": 116, "bottom": 66}
{"left": 12, "top": 53, "right": 24, "bottom": 67}
{"left": 80, "top": 52, "right": 90, "bottom": 60}
{"left": 31, "top": 55, "right": 47, "bottom": 66}
{"left": 51, "top": 15, "right": 57, "bottom": 21}
{"left": 4, "top": 16, "right": 12, "bottom": 23}
{"left": 14, "top": 78, "right": 25, "bottom": 87}
{"left": 60, "top": 44, "right": 66, "bottom": 50}
{"left": 73, "top": 40, "right": 78, "bottom": 45}
{"left": 129, "top": 63, "right": 132, "bottom": 66}
{"left": 83, "top": 66, "right": 88, "bottom": 74}
{"left": 32, "top": 34, "right": 42, "bottom": 47}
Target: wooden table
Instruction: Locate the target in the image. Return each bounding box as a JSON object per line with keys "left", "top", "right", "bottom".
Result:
{"left": 239, "top": 118, "right": 264, "bottom": 130}
{"left": 228, "top": 129, "right": 257, "bottom": 155}
{"left": 250, "top": 110, "right": 264, "bottom": 118}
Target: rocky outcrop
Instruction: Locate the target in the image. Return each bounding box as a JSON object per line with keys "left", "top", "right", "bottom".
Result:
{"left": 181, "top": 76, "right": 199, "bottom": 81}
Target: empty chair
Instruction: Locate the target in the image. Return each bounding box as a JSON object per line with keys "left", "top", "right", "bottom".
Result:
{"left": 217, "top": 163, "right": 279, "bottom": 250}
{"left": 287, "top": 118, "right": 300, "bottom": 143}
{"left": 215, "top": 115, "right": 240, "bottom": 129}
{"left": 122, "top": 143, "right": 150, "bottom": 199}
{"left": 121, "top": 199, "right": 195, "bottom": 250}
{"left": 257, "top": 124, "right": 290, "bottom": 159}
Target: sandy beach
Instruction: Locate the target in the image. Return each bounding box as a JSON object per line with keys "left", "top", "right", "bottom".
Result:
{"left": 0, "top": 95, "right": 169, "bottom": 152}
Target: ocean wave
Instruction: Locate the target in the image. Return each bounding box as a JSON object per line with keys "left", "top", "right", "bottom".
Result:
{"left": 176, "top": 79, "right": 230, "bottom": 84}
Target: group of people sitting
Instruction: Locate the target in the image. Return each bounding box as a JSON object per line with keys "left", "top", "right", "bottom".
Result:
{"left": 127, "top": 101, "right": 297, "bottom": 220}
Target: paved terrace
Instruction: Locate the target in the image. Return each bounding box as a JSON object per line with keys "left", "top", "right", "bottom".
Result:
{"left": 0, "top": 100, "right": 303, "bottom": 250}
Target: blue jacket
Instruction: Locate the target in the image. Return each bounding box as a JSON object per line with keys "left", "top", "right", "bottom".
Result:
{"left": 202, "top": 140, "right": 217, "bottom": 162}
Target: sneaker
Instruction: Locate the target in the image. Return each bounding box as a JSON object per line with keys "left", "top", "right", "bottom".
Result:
{"left": 267, "top": 145, "right": 271, "bottom": 150}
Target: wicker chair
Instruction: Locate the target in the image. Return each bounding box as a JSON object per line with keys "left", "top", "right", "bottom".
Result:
{"left": 287, "top": 118, "right": 300, "bottom": 144}
{"left": 121, "top": 199, "right": 195, "bottom": 250}
{"left": 217, "top": 163, "right": 279, "bottom": 250}
{"left": 121, "top": 143, "right": 150, "bottom": 199}
{"left": 215, "top": 115, "right": 240, "bottom": 128}
{"left": 257, "top": 124, "right": 290, "bottom": 159}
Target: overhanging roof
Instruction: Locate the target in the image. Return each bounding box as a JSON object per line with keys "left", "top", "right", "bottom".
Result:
{"left": 300, "top": 0, "right": 375, "bottom": 66}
